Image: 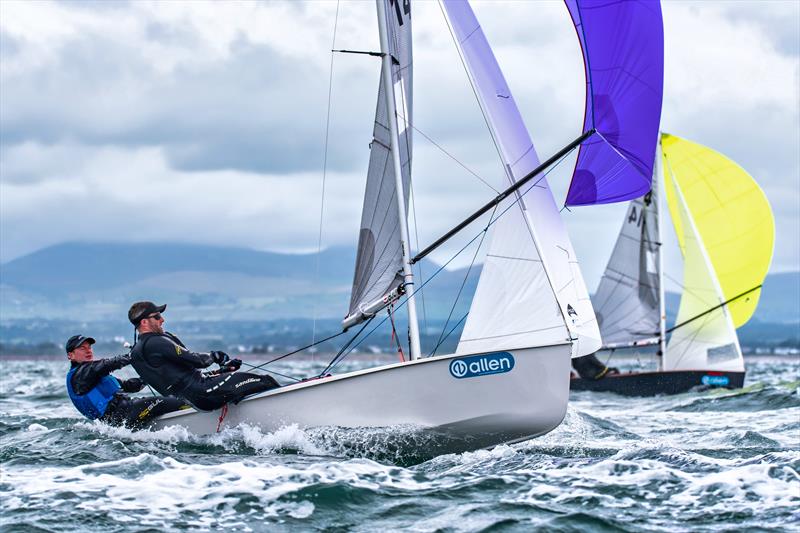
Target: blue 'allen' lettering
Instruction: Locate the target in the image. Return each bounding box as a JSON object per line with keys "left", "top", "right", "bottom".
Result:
{"left": 449, "top": 352, "right": 515, "bottom": 379}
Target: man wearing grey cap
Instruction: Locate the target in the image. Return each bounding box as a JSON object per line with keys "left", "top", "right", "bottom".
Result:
{"left": 65, "top": 334, "right": 191, "bottom": 427}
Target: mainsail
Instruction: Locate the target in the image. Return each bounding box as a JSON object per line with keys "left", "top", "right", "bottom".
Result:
{"left": 344, "top": 0, "right": 413, "bottom": 328}
{"left": 564, "top": 0, "right": 664, "bottom": 206}
{"left": 592, "top": 170, "right": 662, "bottom": 348}
{"left": 441, "top": 0, "right": 601, "bottom": 357}
{"left": 663, "top": 164, "right": 742, "bottom": 371}
{"left": 662, "top": 133, "right": 774, "bottom": 372}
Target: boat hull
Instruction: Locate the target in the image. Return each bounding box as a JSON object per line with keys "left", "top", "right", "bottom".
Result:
{"left": 151, "top": 344, "right": 572, "bottom": 451}
{"left": 570, "top": 370, "right": 745, "bottom": 396}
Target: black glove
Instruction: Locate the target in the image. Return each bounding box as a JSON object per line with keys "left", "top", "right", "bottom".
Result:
{"left": 224, "top": 358, "right": 242, "bottom": 372}
{"left": 122, "top": 377, "right": 145, "bottom": 393}
{"left": 210, "top": 351, "right": 230, "bottom": 366}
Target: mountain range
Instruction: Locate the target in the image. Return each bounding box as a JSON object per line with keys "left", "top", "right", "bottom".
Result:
{"left": 1, "top": 242, "right": 797, "bottom": 350}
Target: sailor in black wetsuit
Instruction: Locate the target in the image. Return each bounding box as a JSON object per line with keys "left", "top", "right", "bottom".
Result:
{"left": 572, "top": 353, "right": 619, "bottom": 380}
{"left": 65, "top": 334, "right": 191, "bottom": 427}
{"left": 127, "top": 301, "right": 280, "bottom": 411}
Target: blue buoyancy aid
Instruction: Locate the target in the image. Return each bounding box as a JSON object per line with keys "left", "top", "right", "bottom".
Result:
{"left": 66, "top": 368, "right": 121, "bottom": 420}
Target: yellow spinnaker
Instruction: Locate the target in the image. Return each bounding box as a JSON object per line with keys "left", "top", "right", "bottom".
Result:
{"left": 662, "top": 133, "right": 774, "bottom": 327}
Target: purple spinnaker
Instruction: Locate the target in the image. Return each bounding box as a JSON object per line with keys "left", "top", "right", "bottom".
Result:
{"left": 564, "top": 0, "right": 664, "bottom": 207}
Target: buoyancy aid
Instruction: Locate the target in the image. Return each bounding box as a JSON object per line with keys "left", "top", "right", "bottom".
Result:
{"left": 66, "top": 368, "right": 121, "bottom": 419}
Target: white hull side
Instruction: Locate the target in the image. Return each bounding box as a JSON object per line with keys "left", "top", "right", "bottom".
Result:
{"left": 151, "top": 344, "right": 572, "bottom": 451}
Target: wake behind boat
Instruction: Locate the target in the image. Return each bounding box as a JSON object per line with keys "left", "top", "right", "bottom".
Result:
{"left": 148, "top": 0, "right": 663, "bottom": 449}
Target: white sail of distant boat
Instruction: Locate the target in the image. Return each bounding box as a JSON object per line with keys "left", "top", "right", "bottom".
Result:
{"left": 580, "top": 132, "right": 775, "bottom": 393}
{"left": 149, "top": 0, "right": 663, "bottom": 447}
{"left": 592, "top": 168, "right": 662, "bottom": 350}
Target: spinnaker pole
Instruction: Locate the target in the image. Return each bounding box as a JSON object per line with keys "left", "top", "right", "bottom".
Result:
{"left": 375, "top": 0, "right": 421, "bottom": 360}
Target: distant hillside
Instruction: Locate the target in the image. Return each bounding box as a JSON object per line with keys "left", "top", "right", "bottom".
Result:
{"left": 0, "top": 242, "right": 796, "bottom": 331}
{"left": 0, "top": 242, "right": 357, "bottom": 293}
{"left": 0, "top": 242, "right": 475, "bottom": 322}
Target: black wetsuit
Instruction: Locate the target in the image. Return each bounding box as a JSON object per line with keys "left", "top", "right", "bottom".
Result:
{"left": 130, "top": 332, "right": 280, "bottom": 411}
{"left": 572, "top": 353, "right": 616, "bottom": 380}
{"left": 68, "top": 356, "right": 191, "bottom": 428}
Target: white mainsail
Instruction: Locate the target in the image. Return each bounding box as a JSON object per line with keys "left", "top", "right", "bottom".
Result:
{"left": 592, "top": 165, "right": 662, "bottom": 349}
{"left": 663, "top": 153, "right": 744, "bottom": 372}
{"left": 344, "top": 0, "right": 414, "bottom": 329}
{"left": 441, "top": 0, "right": 601, "bottom": 357}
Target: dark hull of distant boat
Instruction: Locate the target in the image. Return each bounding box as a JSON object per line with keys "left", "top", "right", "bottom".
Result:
{"left": 570, "top": 370, "right": 746, "bottom": 396}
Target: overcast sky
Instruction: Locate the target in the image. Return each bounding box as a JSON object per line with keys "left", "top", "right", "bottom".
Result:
{"left": 1, "top": 0, "right": 798, "bottom": 290}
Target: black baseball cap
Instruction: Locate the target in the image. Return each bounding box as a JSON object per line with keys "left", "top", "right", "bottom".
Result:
{"left": 65, "top": 334, "right": 96, "bottom": 353}
{"left": 128, "top": 301, "right": 167, "bottom": 325}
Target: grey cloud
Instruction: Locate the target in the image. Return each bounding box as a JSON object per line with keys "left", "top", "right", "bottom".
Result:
{"left": 719, "top": 2, "right": 800, "bottom": 57}
{"left": 0, "top": 28, "right": 378, "bottom": 177}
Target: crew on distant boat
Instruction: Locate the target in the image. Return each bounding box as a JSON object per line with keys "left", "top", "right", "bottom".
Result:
{"left": 572, "top": 353, "right": 619, "bottom": 380}
{"left": 128, "top": 301, "right": 280, "bottom": 411}
{"left": 65, "top": 334, "right": 191, "bottom": 427}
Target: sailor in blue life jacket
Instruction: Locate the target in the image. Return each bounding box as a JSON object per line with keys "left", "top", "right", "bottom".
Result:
{"left": 128, "top": 301, "right": 280, "bottom": 412}
{"left": 65, "top": 334, "right": 191, "bottom": 427}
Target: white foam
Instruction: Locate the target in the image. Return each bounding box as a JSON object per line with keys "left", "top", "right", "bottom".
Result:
{"left": 26, "top": 423, "right": 48, "bottom": 433}
{"left": 237, "top": 423, "right": 325, "bottom": 456}
{"left": 78, "top": 420, "right": 194, "bottom": 444}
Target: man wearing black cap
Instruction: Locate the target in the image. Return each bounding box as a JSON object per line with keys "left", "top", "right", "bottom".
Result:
{"left": 65, "top": 334, "right": 191, "bottom": 427}
{"left": 128, "top": 301, "right": 280, "bottom": 411}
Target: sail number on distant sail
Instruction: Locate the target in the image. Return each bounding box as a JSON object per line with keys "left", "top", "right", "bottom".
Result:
{"left": 390, "top": 0, "right": 410, "bottom": 25}
{"left": 626, "top": 191, "right": 653, "bottom": 228}
{"left": 449, "top": 353, "right": 515, "bottom": 379}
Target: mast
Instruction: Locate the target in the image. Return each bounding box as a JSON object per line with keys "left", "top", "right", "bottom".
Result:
{"left": 375, "top": 0, "right": 421, "bottom": 360}
{"left": 655, "top": 134, "right": 666, "bottom": 370}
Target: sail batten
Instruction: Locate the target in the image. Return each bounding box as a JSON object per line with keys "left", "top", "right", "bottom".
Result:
{"left": 564, "top": 0, "right": 664, "bottom": 206}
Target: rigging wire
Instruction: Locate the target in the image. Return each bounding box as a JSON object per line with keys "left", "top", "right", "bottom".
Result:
{"left": 311, "top": 0, "right": 342, "bottom": 360}
{"left": 431, "top": 204, "right": 496, "bottom": 356}
{"left": 318, "top": 316, "right": 376, "bottom": 377}
{"left": 246, "top": 329, "right": 349, "bottom": 373}
{"left": 409, "top": 179, "right": 428, "bottom": 335}
{"left": 324, "top": 148, "right": 577, "bottom": 373}
{"left": 397, "top": 112, "right": 498, "bottom": 194}
{"left": 238, "top": 361, "right": 303, "bottom": 383}
{"left": 437, "top": 0, "right": 512, "bottom": 195}
{"left": 429, "top": 311, "right": 469, "bottom": 357}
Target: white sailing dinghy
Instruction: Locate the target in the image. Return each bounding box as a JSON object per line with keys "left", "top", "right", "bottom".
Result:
{"left": 572, "top": 133, "right": 775, "bottom": 396}
{"left": 149, "top": 0, "right": 661, "bottom": 449}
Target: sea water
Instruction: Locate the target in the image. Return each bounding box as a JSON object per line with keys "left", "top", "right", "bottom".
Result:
{"left": 1, "top": 356, "right": 798, "bottom": 531}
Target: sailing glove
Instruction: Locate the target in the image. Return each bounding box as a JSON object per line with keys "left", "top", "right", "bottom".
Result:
{"left": 225, "top": 359, "right": 242, "bottom": 372}
{"left": 122, "top": 377, "right": 145, "bottom": 393}
{"left": 210, "top": 351, "right": 231, "bottom": 366}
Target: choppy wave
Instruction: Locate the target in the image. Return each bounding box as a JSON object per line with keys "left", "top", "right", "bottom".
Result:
{"left": 1, "top": 357, "right": 798, "bottom": 531}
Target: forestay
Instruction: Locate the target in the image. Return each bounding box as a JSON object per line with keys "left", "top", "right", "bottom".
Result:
{"left": 345, "top": 0, "right": 414, "bottom": 328}
{"left": 592, "top": 165, "right": 661, "bottom": 348}
{"left": 441, "top": 0, "right": 600, "bottom": 357}
{"left": 564, "top": 0, "right": 664, "bottom": 206}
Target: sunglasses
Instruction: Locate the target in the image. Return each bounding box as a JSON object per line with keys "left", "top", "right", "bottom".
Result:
{"left": 145, "top": 313, "right": 162, "bottom": 320}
